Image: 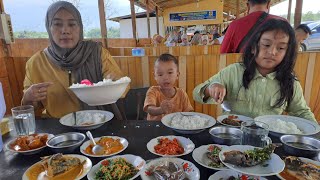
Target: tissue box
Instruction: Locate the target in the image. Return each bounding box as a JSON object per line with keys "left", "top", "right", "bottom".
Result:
{"left": 1, "top": 117, "right": 10, "bottom": 135}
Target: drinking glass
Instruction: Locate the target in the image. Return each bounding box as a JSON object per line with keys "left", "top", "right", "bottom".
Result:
{"left": 241, "top": 120, "right": 272, "bottom": 147}
{"left": 11, "top": 105, "right": 36, "bottom": 136}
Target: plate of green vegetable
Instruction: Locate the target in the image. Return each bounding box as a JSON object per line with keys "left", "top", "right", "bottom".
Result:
{"left": 192, "top": 144, "right": 229, "bottom": 170}
{"left": 87, "top": 154, "right": 145, "bottom": 180}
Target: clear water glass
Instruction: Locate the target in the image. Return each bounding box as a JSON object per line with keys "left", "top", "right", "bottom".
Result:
{"left": 11, "top": 105, "right": 36, "bottom": 136}
{"left": 241, "top": 120, "right": 272, "bottom": 148}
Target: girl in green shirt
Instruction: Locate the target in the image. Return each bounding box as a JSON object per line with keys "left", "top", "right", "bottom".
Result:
{"left": 193, "top": 19, "right": 316, "bottom": 121}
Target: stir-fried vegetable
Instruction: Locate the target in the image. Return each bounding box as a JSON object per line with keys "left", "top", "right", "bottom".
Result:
{"left": 207, "top": 145, "right": 225, "bottom": 168}
{"left": 95, "top": 158, "right": 138, "bottom": 180}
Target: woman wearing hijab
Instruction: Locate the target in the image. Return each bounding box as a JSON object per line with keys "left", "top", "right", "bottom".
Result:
{"left": 21, "top": 1, "right": 126, "bottom": 118}
{"left": 190, "top": 31, "right": 201, "bottom": 45}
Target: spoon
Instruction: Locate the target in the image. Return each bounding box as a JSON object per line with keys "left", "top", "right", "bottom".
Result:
{"left": 73, "top": 112, "right": 77, "bottom": 125}
{"left": 221, "top": 101, "right": 231, "bottom": 112}
{"left": 86, "top": 131, "right": 104, "bottom": 155}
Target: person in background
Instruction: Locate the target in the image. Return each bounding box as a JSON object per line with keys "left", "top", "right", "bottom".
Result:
{"left": 152, "top": 34, "right": 165, "bottom": 46}
{"left": 179, "top": 34, "right": 190, "bottom": 46}
{"left": 144, "top": 54, "right": 194, "bottom": 121}
{"left": 200, "top": 35, "right": 209, "bottom": 45}
{"left": 190, "top": 31, "right": 202, "bottom": 45}
{"left": 22, "top": 1, "right": 126, "bottom": 118}
{"left": 295, "top": 24, "right": 312, "bottom": 51}
{"left": 221, "top": 0, "right": 284, "bottom": 53}
{"left": 164, "top": 32, "right": 177, "bottom": 47}
{"left": 213, "top": 26, "right": 229, "bottom": 45}
{"left": 193, "top": 19, "right": 316, "bottom": 121}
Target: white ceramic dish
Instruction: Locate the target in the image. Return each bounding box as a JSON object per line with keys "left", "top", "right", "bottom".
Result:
{"left": 6, "top": 133, "right": 54, "bottom": 155}
{"left": 22, "top": 154, "right": 92, "bottom": 180}
{"left": 80, "top": 136, "right": 128, "bottom": 158}
{"left": 217, "top": 114, "right": 253, "bottom": 127}
{"left": 140, "top": 157, "right": 200, "bottom": 180}
{"left": 147, "top": 135, "right": 195, "bottom": 157}
{"left": 192, "top": 144, "right": 229, "bottom": 171}
{"left": 276, "top": 157, "right": 320, "bottom": 180}
{"left": 59, "top": 110, "right": 114, "bottom": 130}
{"left": 161, "top": 112, "right": 216, "bottom": 134}
{"left": 208, "top": 169, "right": 268, "bottom": 180}
{"left": 69, "top": 80, "right": 130, "bottom": 106}
{"left": 87, "top": 154, "right": 145, "bottom": 180}
{"left": 254, "top": 115, "right": 320, "bottom": 136}
{"left": 219, "top": 145, "right": 285, "bottom": 176}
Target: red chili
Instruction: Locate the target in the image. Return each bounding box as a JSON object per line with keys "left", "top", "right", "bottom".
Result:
{"left": 101, "top": 160, "right": 109, "bottom": 166}
{"left": 145, "top": 171, "right": 152, "bottom": 176}
{"left": 183, "top": 163, "right": 189, "bottom": 170}
{"left": 241, "top": 175, "right": 248, "bottom": 180}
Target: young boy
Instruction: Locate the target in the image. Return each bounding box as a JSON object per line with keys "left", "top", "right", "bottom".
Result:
{"left": 144, "top": 53, "right": 194, "bottom": 121}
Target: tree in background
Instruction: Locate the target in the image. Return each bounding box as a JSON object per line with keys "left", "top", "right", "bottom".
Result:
{"left": 281, "top": 11, "right": 320, "bottom": 25}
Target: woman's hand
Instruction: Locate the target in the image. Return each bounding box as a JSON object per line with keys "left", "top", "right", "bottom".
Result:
{"left": 204, "top": 83, "right": 226, "bottom": 104}
{"left": 22, "top": 82, "right": 53, "bottom": 105}
{"left": 160, "top": 100, "right": 173, "bottom": 114}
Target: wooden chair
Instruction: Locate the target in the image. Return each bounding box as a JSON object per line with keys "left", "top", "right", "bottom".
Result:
{"left": 121, "top": 87, "right": 149, "bottom": 120}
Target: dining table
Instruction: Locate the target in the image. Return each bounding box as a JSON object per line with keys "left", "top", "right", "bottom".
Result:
{"left": 0, "top": 118, "right": 319, "bottom": 180}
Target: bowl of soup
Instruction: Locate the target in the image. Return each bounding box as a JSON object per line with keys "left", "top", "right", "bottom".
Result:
{"left": 46, "top": 132, "right": 85, "bottom": 153}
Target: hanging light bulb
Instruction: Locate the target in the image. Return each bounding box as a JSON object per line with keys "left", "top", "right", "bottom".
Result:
{"left": 197, "top": 0, "right": 199, "bottom": 8}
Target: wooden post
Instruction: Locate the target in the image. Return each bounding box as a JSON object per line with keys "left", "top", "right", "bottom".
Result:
{"left": 156, "top": 6, "right": 160, "bottom": 34}
{"left": 0, "top": 0, "right": 4, "bottom": 13}
{"left": 294, "top": 0, "right": 303, "bottom": 28}
{"left": 146, "top": 0, "right": 151, "bottom": 38}
{"left": 98, "top": 0, "right": 108, "bottom": 47}
{"left": 130, "top": 0, "right": 137, "bottom": 45}
{"left": 287, "top": 0, "right": 292, "bottom": 23}
{"left": 236, "top": 0, "right": 240, "bottom": 19}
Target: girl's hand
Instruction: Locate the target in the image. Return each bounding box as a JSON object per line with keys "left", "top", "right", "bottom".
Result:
{"left": 160, "top": 100, "right": 173, "bottom": 114}
{"left": 205, "top": 83, "right": 226, "bottom": 104}
{"left": 22, "top": 82, "right": 53, "bottom": 105}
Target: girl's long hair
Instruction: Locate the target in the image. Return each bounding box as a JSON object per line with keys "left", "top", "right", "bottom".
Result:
{"left": 242, "top": 18, "right": 297, "bottom": 107}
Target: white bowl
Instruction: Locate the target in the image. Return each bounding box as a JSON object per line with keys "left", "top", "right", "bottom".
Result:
{"left": 69, "top": 81, "right": 130, "bottom": 106}
{"left": 22, "top": 154, "right": 92, "bottom": 180}
{"left": 80, "top": 136, "right": 128, "bottom": 158}
{"left": 254, "top": 115, "right": 320, "bottom": 136}
{"left": 140, "top": 157, "right": 200, "bottom": 180}
{"left": 147, "top": 135, "right": 195, "bottom": 157}
{"left": 59, "top": 110, "right": 114, "bottom": 130}
{"left": 87, "top": 154, "right": 145, "bottom": 180}
{"left": 161, "top": 112, "right": 216, "bottom": 134}
{"left": 6, "top": 133, "right": 54, "bottom": 155}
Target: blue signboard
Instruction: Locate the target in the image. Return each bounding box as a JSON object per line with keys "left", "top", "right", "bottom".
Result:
{"left": 169, "top": 10, "right": 217, "bottom": 22}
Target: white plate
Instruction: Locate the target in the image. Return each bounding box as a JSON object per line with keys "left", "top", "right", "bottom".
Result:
{"left": 219, "top": 145, "right": 285, "bottom": 176}
{"left": 192, "top": 144, "right": 229, "bottom": 170}
{"left": 147, "top": 136, "right": 195, "bottom": 157}
{"left": 59, "top": 110, "right": 114, "bottom": 130}
{"left": 276, "top": 157, "right": 320, "bottom": 180}
{"left": 140, "top": 157, "right": 200, "bottom": 180}
{"left": 161, "top": 112, "right": 216, "bottom": 134}
{"left": 6, "top": 133, "right": 54, "bottom": 155}
{"left": 22, "top": 154, "right": 92, "bottom": 180}
{"left": 209, "top": 169, "right": 268, "bottom": 180}
{"left": 87, "top": 154, "right": 145, "bottom": 180}
{"left": 80, "top": 136, "right": 128, "bottom": 158}
{"left": 217, "top": 114, "right": 253, "bottom": 127}
{"left": 255, "top": 115, "right": 320, "bottom": 136}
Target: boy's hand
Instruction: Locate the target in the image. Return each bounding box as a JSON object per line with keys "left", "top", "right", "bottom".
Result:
{"left": 205, "top": 83, "right": 226, "bottom": 104}
{"left": 160, "top": 100, "right": 173, "bottom": 114}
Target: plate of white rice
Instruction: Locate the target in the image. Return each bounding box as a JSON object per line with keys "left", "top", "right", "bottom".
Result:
{"left": 254, "top": 115, "right": 320, "bottom": 136}
{"left": 161, "top": 112, "right": 216, "bottom": 134}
